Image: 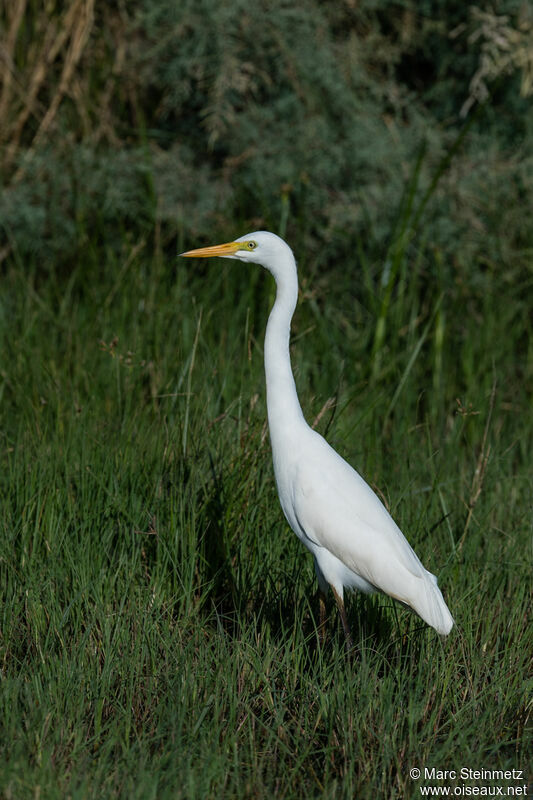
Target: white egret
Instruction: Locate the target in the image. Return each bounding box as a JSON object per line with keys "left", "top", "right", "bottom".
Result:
{"left": 180, "top": 231, "right": 453, "bottom": 645}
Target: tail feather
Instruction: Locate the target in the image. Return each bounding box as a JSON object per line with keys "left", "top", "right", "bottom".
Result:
{"left": 416, "top": 572, "right": 454, "bottom": 635}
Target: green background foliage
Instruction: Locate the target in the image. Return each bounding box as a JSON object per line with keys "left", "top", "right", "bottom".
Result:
{"left": 0, "top": 0, "right": 531, "bottom": 797}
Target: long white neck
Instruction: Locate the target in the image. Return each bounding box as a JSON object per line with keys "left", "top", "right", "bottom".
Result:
{"left": 264, "top": 256, "right": 306, "bottom": 443}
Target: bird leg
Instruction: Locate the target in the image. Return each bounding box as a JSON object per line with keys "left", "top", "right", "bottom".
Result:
{"left": 331, "top": 587, "right": 353, "bottom": 650}
{"left": 318, "top": 590, "right": 327, "bottom": 643}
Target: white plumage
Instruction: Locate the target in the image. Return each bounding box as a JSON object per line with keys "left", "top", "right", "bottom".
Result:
{"left": 181, "top": 231, "right": 453, "bottom": 643}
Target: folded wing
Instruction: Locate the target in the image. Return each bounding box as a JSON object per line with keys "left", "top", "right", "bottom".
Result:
{"left": 290, "top": 431, "right": 453, "bottom": 634}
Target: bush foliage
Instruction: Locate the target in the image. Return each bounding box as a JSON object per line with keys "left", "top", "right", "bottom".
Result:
{"left": 1, "top": 0, "right": 532, "bottom": 272}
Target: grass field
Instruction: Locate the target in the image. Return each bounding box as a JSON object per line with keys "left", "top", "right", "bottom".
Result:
{"left": 0, "top": 225, "right": 531, "bottom": 798}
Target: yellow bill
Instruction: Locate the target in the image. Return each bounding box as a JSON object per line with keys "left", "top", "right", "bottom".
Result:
{"left": 179, "top": 240, "right": 242, "bottom": 258}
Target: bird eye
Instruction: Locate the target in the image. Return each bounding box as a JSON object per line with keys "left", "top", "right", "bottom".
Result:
{"left": 247, "top": 241, "right": 257, "bottom": 250}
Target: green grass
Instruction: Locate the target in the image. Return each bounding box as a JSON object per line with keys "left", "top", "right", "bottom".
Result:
{"left": 0, "top": 229, "right": 531, "bottom": 799}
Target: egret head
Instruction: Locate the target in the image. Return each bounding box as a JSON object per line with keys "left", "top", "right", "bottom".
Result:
{"left": 180, "top": 231, "right": 294, "bottom": 276}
